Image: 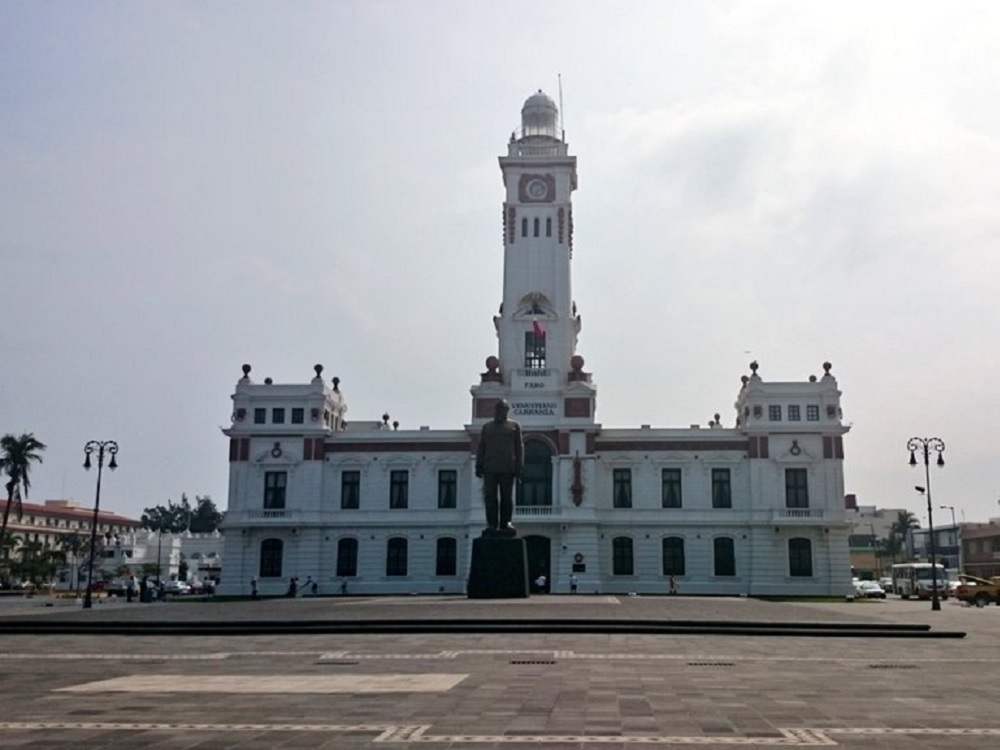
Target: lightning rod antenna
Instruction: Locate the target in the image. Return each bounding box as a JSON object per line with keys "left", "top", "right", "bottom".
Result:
{"left": 558, "top": 73, "right": 565, "bottom": 141}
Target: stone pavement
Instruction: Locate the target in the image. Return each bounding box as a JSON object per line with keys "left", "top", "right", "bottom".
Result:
{"left": 0, "top": 593, "right": 998, "bottom": 749}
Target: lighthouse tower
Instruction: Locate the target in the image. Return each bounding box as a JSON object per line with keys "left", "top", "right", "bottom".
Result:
{"left": 471, "top": 90, "right": 596, "bottom": 426}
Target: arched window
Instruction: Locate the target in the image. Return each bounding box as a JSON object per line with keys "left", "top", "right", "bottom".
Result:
{"left": 436, "top": 537, "right": 457, "bottom": 576}
{"left": 386, "top": 537, "right": 408, "bottom": 576}
{"left": 533, "top": 217, "right": 540, "bottom": 237}
{"left": 336, "top": 537, "right": 358, "bottom": 578}
{"left": 259, "top": 538, "right": 283, "bottom": 578}
{"left": 788, "top": 538, "right": 813, "bottom": 577}
{"left": 521, "top": 217, "right": 528, "bottom": 237}
{"left": 545, "top": 216, "right": 552, "bottom": 237}
{"left": 713, "top": 537, "right": 735, "bottom": 577}
{"left": 612, "top": 536, "right": 634, "bottom": 576}
{"left": 662, "top": 537, "right": 685, "bottom": 576}
{"left": 520, "top": 440, "right": 552, "bottom": 506}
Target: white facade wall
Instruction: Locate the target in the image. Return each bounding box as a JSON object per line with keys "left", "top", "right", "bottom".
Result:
{"left": 217, "top": 91, "right": 852, "bottom": 599}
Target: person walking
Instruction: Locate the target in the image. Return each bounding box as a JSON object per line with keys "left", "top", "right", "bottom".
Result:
{"left": 569, "top": 574, "right": 578, "bottom": 594}
{"left": 251, "top": 576, "right": 259, "bottom": 600}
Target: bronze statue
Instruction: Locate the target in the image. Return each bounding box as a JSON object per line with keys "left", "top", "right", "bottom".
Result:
{"left": 475, "top": 400, "right": 523, "bottom": 532}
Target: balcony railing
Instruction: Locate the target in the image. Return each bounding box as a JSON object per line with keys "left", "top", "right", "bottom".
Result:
{"left": 514, "top": 505, "right": 559, "bottom": 518}
{"left": 773, "top": 508, "right": 825, "bottom": 521}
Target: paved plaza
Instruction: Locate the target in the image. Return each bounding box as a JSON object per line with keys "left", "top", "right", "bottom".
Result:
{"left": 0, "top": 593, "right": 998, "bottom": 749}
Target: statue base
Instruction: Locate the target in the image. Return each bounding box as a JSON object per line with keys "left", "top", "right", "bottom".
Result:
{"left": 467, "top": 534, "right": 529, "bottom": 599}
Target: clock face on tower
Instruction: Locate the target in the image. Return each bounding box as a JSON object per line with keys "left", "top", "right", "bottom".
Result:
{"left": 527, "top": 179, "right": 548, "bottom": 200}
{"left": 519, "top": 173, "right": 555, "bottom": 203}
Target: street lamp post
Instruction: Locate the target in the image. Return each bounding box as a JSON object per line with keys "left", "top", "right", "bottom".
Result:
{"left": 82, "top": 440, "right": 118, "bottom": 610}
{"left": 908, "top": 437, "right": 944, "bottom": 611}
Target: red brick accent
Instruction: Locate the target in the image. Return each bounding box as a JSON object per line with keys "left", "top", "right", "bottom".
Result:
{"left": 323, "top": 441, "right": 472, "bottom": 454}
{"left": 558, "top": 432, "right": 570, "bottom": 454}
{"left": 595, "top": 440, "right": 748, "bottom": 453}
{"left": 564, "top": 397, "right": 591, "bottom": 418}
{"left": 303, "top": 439, "right": 313, "bottom": 461}
{"left": 475, "top": 398, "right": 501, "bottom": 419}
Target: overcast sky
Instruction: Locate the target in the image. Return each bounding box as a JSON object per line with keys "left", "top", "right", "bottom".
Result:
{"left": 2, "top": 1, "right": 998, "bottom": 527}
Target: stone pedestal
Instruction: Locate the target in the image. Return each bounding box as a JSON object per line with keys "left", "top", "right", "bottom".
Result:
{"left": 467, "top": 533, "right": 529, "bottom": 599}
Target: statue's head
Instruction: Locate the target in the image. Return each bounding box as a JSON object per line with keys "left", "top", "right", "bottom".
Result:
{"left": 494, "top": 399, "right": 510, "bottom": 423}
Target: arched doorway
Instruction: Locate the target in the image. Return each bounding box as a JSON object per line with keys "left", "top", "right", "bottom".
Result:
{"left": 525, "top": 535, "right": 551, "bottom": 592}
{"left": 519, "top": 439, "right": 552, "bottom": 507}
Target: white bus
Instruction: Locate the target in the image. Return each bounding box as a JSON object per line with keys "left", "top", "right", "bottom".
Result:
{"left": 891, "top": 563, "right": 948, "bottom": 600}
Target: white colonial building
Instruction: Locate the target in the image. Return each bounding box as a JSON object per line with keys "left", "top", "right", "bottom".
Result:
{"left": 218, "top": 91, "right": 851, "bottom": 598}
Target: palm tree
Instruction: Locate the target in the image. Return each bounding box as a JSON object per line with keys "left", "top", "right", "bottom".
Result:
{"left": 0, "top": 433, "right": 46, "bottom": 553}
{"left": 891, "top": 510, "right": 921, "bottom": 561}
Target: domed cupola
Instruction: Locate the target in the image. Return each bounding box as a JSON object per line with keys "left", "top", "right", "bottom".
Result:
{"left": 520, "top": 89, "right": 560, "bottom": 140}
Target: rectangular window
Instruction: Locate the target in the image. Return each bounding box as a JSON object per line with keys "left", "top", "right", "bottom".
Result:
{"left": 806, "top": 405, "right": 820, "bottom": 421}
{"left": 785, "top": 468, "right": 809, "bottom": 508}
{"left": 789, "top": 538, "right": 813, "bottom": 577}
{"left": 612, "top": 537, "right": 634, "bottom": 576}
{"left": 711, "top": 468, "right": 732, "bottom": 509}
{"left": 533, "top": 217, "right": 540, "bottom": 237}
{"left": 438, "top": 469, "right": 457, "bottom": 509}
{"left": 713, "top": 537, "right": 736, "bottom": 576}
{"left": 263, "top": 471, "right": 287, "bottom": 509}
{"left": 545, "top": 216, "right": 552, "bottom": 237}
{"left": 386, "top": 538, "right": 408, "bottom": 576}
{"left": 341, "top": 470, "right": 360, "bottom": 510}
{"left": 436, "top": 537, "right": 458, "bottom": 576}
{"left": 291, "top": 407, "right": 304, "bottom": 424}
{"left": 768, "top": 405, "right": 782, "bottom": 421}
{"left": 524, "top": 331, "right": 546, "bottom": 369}
{"left": 521, "top": 217, "right": 527, "bottom": 237}
{"left": 254, "top": 408, "right": 266, "bottom": 424}
{"left": 787, "top": 404, "right": 801, "bottom": 421}
{"left": 390, "top": 470, "right": 409, "bottom": 509}
{"left": 272, "top": 408, "right": 285, "bottom": 424}
{"left": 662, "top": 537, "right": 685, "bottom": 576}
{"left": 613, "top": 469, "right": 632, "bottom": 508}
{"left": 336, "top": 538, "right": 358, "bottom": 577}
{"left": 259, "top": 539, "right": 283, "bottom": 578}
{"left": 661, "top": 469, "right": 682, "bottom": 508}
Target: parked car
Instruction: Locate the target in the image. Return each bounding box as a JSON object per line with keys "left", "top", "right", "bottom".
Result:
{"left": 953, "top": 574, "right": 1000, "bottom": 607}
{"left": 162, "top": 580, "right": 191, "bottom": 595}
{"left": 855, "top": 581, "right": 886, "bottom": 599}
{"left": 878, "top": 577, "right": 894, "bottom": 594}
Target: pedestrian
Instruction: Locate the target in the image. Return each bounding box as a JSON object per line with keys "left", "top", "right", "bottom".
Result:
{"left": 311, "top": 580, "right": 318, "bottom": 596}
{"left": 534, "top": 574, "right": 547, "bottom": 593}
{"left": 286, "top": 577, "right": 298, "bottom": 598}
{"left": 305, "top": 575, "right": 315, "bottom": 595}
{"left": 251, "top": 576, "right": 259, "bottom": 600}
{"left": 340, "top": 579, "right": 348, "bottom": 596}
{"left": 569, "top": 574, "right": 578, "bottom": 594}
{"left": 669, "top": 574, "right": 678, "bottom": 596}
{"left": 125, "top": 575, "right": 136, "bottom": 603}
{"left": 139, "top": 576, "right": 148, "bottom": 603}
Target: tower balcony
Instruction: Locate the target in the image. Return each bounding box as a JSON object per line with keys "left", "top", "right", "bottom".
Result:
{"left": 772, "top": 508, "right": 827, "bottom": 524}
{"left": 514, "top": 505, "right": 561, "bottom": 520}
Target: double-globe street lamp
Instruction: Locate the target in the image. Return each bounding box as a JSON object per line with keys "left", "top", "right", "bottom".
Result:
{"left": 908, "top": 437, "right": 944, "bottom": 611}
{"left": 82, "top": 440, "right": 118, "bottom": 610}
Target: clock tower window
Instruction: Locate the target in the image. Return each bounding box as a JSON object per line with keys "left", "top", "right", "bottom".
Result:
{"left": 533, "top": 217, "right": 540, "bottom": 237}
{"left": 546, "top": 217, "right": 552, "bottom": 237}
{"left": 525, "top": 331, "right": 546, "bottom": 369}
{"left": 521, "top": 218, "right": 528, "bottom": 237}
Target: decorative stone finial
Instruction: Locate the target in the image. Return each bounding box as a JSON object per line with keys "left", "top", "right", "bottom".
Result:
{"left": 264, "top": 377, "right": 273, "bottom": 385}
{"left": 750, "top": 361, "right": 759, "bottom": 375}
{"left": 332, "top": 376, "right": 340, "bottom": 391}
{"left": 823, "top": 361, "right": 832, "bottom": 375}
{"left": 741, "top": 375, "right": 749, "bottom": 386}
{"left": 809, "top": 375, "right": 817, "bottom": 383}
{"left": 485, "top": 356, "right": 499, "bottom": 372}
{"left": 714, "top": 413, "right": 721, "bottom": 423}
{"left": 392, "top": 420, "right": 399, "bottom": 431}
{"left": 241, "top": 364, "right": 251, "bottom": 380}
{"left": 314, "top": 364, "right": 324, "bottom": 378}
{"left": 571, "top": 355, "right": 585, "bottom": 371}
{"left": 382, "top": 412, "right": 390, "bottom": 424}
